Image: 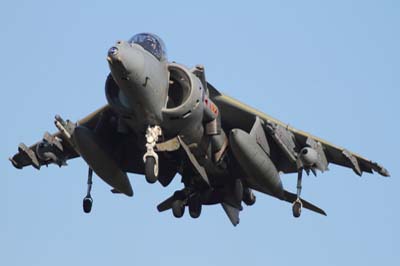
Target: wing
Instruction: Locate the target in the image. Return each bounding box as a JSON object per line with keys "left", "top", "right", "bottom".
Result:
{"left": 208, "top": 83, "right": 389, "bottom": 177}
{"left": 10, "top": 104, "right": 177, "bottom": 186}
{"left": 10, "top": 105, "right": 110, "bottom": 170}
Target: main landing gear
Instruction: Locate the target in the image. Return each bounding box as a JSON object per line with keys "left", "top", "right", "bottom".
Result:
{"left": 292, "top": 168, "right": 303, "bottom": 218}
{"left": 143, "top": 126, "right": 162, "bottom": 184}
{"left": 172, "top": 199, "right": 185, "bottom": 218}
{"left": 83, "top": 168, "right": 93, "bottom": 213}
{"left": 188, "top": 194, "right": 202, "bottom": 219}
{"left": 170, "top": 190, "right": 202, "bottom": 219}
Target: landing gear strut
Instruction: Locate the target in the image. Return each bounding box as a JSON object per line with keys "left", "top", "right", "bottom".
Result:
{"left": 143, "top": 126, "right": 162, "bottom": 184}
{"left": 292, "top": 168, "right": 303, "bottom": 218}
{"left": 83, "top": 168, "right": 93, "bottom": 213}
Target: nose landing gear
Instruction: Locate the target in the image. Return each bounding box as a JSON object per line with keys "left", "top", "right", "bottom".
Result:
{"left": 144, "top": 156, "right": 158, "bottom": 183}
{"left": 143, "top": 126, "right": 162, "bottom": 184}
{"left": 83, "top": 168, "right": 93, "bottom": 213}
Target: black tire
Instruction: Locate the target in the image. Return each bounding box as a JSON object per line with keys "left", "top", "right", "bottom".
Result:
{"left": 145, "top": 157, "right": 158, "bottom": 184}
{"left": 188, "top": 195, "right": 202, "bottom": 219}
{"left": 83, "top": 197, "right": 93, "bottom": 213}
{"left": 172, "top": 200, "right": 185, "bottom": 218}
{"left": 292, "top": 201, "right": 302, "bottom": 218}
{"left": 243, "top": 189, "right": 256, "bottom": 206}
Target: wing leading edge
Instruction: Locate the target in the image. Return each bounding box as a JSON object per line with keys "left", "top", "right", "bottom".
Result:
{"left": 9, "top": 105, "right": 110, "bottom": 170}
{"left": 208, "top": 83, "right": 389, "bottom": 177}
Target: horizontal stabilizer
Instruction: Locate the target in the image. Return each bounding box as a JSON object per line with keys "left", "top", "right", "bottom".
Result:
{"left": 221, "top": 203, "right": 240, "bottom": 226}
{"left": 283, "top": 190, "right": 327, "bottom": 216}
{"left": 157, "top": 195, "right": 175, "bottom": 212}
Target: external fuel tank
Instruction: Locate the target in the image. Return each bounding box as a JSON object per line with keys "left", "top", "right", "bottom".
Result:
{"left": 229, "top": 128, "right": 284, "bottom": 199}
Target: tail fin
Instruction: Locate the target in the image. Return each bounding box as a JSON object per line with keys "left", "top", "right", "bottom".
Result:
{"left": 283, "top": 190, "right": 327, "bottom": 216}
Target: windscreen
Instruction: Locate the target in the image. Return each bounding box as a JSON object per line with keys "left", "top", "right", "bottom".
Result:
{"left": 128, "top": 33, "right": 167, "bottom": 61}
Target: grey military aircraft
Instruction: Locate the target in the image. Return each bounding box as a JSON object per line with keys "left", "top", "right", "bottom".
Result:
{"left": 10, "top": 33, "right": 390, "bottom": 226}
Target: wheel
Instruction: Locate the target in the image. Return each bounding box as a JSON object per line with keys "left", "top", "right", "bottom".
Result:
{"left": 189, "top": 205, "right": 202, "bottom": 219}
{"left": 188, "top": 195, "right": 202, "bottom": 219}
{"left": 172, "top": 200, "right": 185, "bottom": 218}
{"left": 83, "top": 196, "right": 93, "bottom": 213}
{"left": 145, "top": 156, "right": 158, "bottom": 184}
{"left": 292, "top": 200, "right": 302, "bottom": 218}
{"left": 243, "top": 189, "right": 256, "bottom": 206}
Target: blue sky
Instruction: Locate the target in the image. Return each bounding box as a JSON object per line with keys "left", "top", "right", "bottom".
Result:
{"left": 1, "top": 1, "right": 399, "bottom": 265}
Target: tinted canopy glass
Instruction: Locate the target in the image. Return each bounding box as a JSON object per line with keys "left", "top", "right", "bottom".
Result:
{"left": 128, "top": 33, "right": 167, "bottom": 61}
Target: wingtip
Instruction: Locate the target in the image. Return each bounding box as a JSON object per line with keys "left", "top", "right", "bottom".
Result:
{"left": 370, "top": 161, "right": 390, "bottom": 177}
{"left": 380, "top": 168, "right": 390, "bottom": 177}
{"left": 124, "top": 189, "right": 134, "bottom": 197}
{"left": 9, "top": 157, "right": 22, "bottom": 169}
{"left": 375, "top": 166, "right": 390, "bottom": 177}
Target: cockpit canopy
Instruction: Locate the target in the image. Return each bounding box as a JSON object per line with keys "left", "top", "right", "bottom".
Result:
{"left": 128, "top": 33, "right": 167, "bottom": 61}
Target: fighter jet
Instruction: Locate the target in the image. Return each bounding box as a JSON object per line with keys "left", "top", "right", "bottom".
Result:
{"left": 10, "top": 33, "right": 390, "bottom": 226}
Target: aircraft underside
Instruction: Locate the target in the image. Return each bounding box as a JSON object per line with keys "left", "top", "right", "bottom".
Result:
{"left": 10, "top": 33, "right": 389, "bottom": 226}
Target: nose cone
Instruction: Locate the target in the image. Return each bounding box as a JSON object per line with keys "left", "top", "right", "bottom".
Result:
{"left": 107, "top": 46, "right": 119, "bottom": 58}
{"left": 106, "top": 39, "right": 169, "bottom": 126}
{"left": 107, "top": 41, "right": 144, "bottom": 82}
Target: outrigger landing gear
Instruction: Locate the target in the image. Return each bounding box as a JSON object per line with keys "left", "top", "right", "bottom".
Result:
{"left": 83, "top": 168, "right": 93, "bottom": 213}
{"left": 143, "top": 126, "right": 162, "bottom": 184}
{"left": 292, "top": 168, "right": 303, "bottom": 218}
